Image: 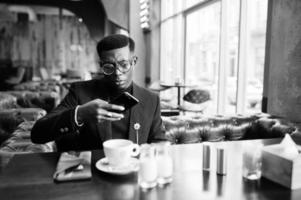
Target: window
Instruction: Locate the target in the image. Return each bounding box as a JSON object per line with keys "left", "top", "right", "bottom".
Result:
{"left": 185, "top": 1, "right": 221, "bottom": 113}
{"left": 160, "top": 16, "right": 183, "bottom": 84}
{"left": 160, "top": 0, "right": 268, "bottom": 115}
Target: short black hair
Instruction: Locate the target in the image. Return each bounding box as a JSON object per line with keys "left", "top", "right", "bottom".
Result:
{"left": 96, "top": 34, "right": 135, "bottom": 56}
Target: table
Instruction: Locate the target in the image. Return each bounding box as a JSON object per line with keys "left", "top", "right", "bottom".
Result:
{"left": 1, "top": 138, "right": 301, "bottom": 200}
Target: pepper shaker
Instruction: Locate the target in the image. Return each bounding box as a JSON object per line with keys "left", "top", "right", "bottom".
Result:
{"left": 202, "top": 142, "right": 211, "bottom": 171}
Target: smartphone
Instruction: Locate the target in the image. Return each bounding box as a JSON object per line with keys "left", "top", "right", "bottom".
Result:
{"left": 109, "top": 92, "right": 139, "bottom": 111}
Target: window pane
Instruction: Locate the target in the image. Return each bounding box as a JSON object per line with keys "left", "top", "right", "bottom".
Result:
{"left": 185, "top": 2, "right": 221, "bottom": 114}
{"left": 225, "top": 0, "right": 240, "bottom": 114}
{"left": 244, "top": 0, "right": 267, "bottom": 113}
{"left": 160, "top": 17, "right": 183, "bottom": 83}
{"left": 160, "top": 16, "right": 184, "bottom": 105}
{"left": 161, "top": 0, "right": 183, "bottom": 20}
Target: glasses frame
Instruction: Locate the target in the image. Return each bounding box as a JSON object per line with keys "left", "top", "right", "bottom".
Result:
{"left": 99, "top": 56, "right": 138, "bottom": 75}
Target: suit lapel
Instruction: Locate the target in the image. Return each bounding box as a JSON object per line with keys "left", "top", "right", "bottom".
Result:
{"left": 129, "top": 84, "right": 146, "bottom": 144}
{"left": 129, "top": 104, "right": 139, "bottom": 144}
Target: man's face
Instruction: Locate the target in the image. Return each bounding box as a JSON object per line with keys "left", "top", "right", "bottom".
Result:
{"left": 100, "top": 46, "right": 134, "bottom": 90}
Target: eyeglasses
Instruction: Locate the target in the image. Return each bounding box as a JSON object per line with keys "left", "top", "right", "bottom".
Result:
{"left": 99, "top": 56, "right": 138, "bottom": 75}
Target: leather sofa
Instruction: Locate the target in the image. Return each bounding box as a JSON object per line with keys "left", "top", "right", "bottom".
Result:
{"left": 0, "top": 93, "right": 46, "bottom": 142}
{"left": 2, "top": 90, "right": 60, "bottom": 113}
{"left": 0, "top": 91, "right": 56, "bottom": 168}
{"left": 163, "top": 113, "right": 300, "bottom": 144}
{"left": 13, "top": 80, "right": 60, "bottom": 93}
{"left": 0, "top": 80, "right": 66, "bottom": 156}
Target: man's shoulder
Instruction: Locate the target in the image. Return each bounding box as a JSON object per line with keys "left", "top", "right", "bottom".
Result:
{"left": 133, "top": 83, "right": 159, "bottom": 104}
{"left": 71, "top": 79, "right": 102, "bottom": 90}
{"left": 134, "top": 83, "right": 158, "bottom": 97}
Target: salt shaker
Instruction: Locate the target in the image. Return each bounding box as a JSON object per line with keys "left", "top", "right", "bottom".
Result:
{"left": 202, "top": 142, "right": 211, "bottom": 171}
{"left": 156, "top": 141, "right": 173, "bottom": 185}
{"left": 139, "top": 144, "right": 157, "bottom": 189}
{"left": 216, "top": 146, "right": 227, "bottom": 175}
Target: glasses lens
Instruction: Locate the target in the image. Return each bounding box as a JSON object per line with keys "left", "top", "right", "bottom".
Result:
{"left": 102, "top": 63, "right": 115, "bottom": 75}
{"left": 117, "top": 61, "right": 131, "bottom": 73}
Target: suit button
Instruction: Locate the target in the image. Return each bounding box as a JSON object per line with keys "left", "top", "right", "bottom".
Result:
{"left": 60, "top": 128, "right": 64, "bottom": 133}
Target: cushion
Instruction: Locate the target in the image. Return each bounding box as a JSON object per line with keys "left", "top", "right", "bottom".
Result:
{"left": 0, "top": 141, "right": 54, "bottom": 152}
{"left": 3, "top": 90, "right": 60, "bottom": 112}
{"left": 0, "top": 93, "right": 17, "bottom": 110}
{"left": 0, "top": 108, "right": 46, "bottom": 136}
{"left": 14, "top": 81, "right": 60, "bottom": 93}
{"left": 0, "top": 128, "right": 10, "bottom": 147}
{"left": 0, "top": 120, "right": 56, "bottom": 154}
{"left": 183, "top": 89, "right": 210, "bottom": 104}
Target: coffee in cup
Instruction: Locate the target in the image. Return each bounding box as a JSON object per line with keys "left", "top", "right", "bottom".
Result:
{"left": 103, "top": 139, "right": 140, "bottom": 167}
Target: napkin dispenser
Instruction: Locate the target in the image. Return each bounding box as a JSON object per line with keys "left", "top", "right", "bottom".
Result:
{"left": 262, "top": 135, "right": 301, "bottom": 190}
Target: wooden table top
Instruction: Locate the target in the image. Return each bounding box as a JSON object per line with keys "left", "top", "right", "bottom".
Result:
{"left": 0, "top": 138, "right": 301, "bottom": 200}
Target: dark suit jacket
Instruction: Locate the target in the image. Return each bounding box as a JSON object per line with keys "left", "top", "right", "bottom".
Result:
{"left": 31, "top": 79, "right": 166, "bottom": 151}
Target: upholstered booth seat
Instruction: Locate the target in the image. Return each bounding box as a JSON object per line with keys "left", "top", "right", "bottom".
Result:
{"left": 0, "top": 92, "right": 53, "bottom": 168}
{"left": 2, "top": 90, "right": 60, "bottom": 112}
{"left": 13, "top": 80, "right": 61, "bottom": 93}
{"left": 0, "top": 121, "right": 55, "bottom": 152}
{"left": 0, "top": 108, "right": 46, "bottom": 121}
{"left": 0, "top": 120, "right": 55, "bottom": 169}
{"left": 0, "top": 108, "right": 46, "bottom": 132}
{"left": 0, "top": 93, "right": 45, "bottom": 142}
{"left": 163, "top": 113, "right": 300, "bottom": 144}
{"left": 0, "top": 93, "right": 18, "bottom": 110}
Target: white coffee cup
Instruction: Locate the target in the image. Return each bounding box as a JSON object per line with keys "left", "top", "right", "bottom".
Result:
{"left": 103, "top": 139, "right": 140, "bottom": 167}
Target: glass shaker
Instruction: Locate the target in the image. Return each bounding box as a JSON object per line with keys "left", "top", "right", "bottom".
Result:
{"left": 242, "top": 142, "right": 263, "bottom": 180}
{"left": 156, "top": 141, "right": 173, "bottom": 185}
{"left": 139, "top": 144, "right": 157, "bottom": 189}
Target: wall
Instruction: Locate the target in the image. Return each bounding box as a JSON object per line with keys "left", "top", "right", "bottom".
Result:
{"left": 0, "top": 14, "right": 97, "bottom": 78}
{"left": 0, "top": 0, "right": 106, "bottom": 41}
{"left": 266, "top": 0, "right": 301, "bottom": 122}
{"left": 101, "top": 0, "right": 129, "bottom": 31}
{"left": 129, "top": 0, "right": 146, "bottom": 87}
{"left": 129, "top": 0, "right": 161, "bottom": 87}
{"left": 148, "top": 0, "right": 161, "bottom": 85}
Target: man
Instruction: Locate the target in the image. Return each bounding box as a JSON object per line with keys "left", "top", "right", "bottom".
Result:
{"left": 31, "top": 34, "right": 166, "bottom": 151}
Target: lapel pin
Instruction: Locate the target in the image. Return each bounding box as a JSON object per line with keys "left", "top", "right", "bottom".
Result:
{"left": 134, "top": 123, "right": 141, "bottom": 144}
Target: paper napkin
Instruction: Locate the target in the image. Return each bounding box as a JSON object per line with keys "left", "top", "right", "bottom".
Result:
{"left": 279, "top": 134, "right": 299, "bottom": 160}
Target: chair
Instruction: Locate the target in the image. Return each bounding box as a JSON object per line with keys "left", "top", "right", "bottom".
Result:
{"left": 179, "top": 89, "right": 211, "bottom": 114}
{"left": 148, "top": 81, "right": 180, "bottom": 116}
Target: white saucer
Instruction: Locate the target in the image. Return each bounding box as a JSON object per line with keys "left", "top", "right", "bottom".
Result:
{"left": 95, "top": 157, "right": 139, "bottom": 175}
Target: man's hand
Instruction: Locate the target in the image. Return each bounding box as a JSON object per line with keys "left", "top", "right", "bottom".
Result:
{"left": 77, "top": 99, "right": 125, "bottom": 123}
